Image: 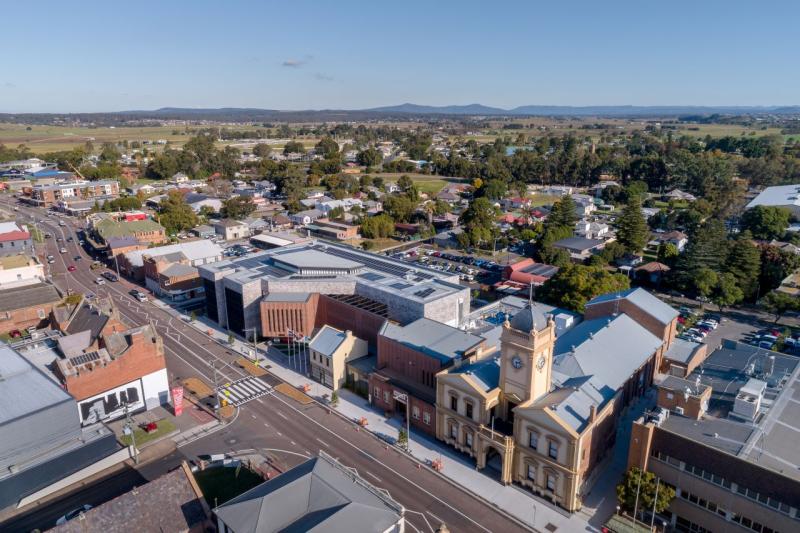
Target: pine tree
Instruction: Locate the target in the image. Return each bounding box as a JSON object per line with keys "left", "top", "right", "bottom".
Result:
{"left": 725, "top": 231, "right": 761, "bottom": 301}
{"left": 675, "top": 219, "right": 729, "bottom": 291}
{"left": 616, "top": 196, "right": 649, "bottom": 253}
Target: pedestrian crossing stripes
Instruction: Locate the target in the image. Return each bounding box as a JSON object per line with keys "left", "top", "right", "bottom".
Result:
{"left": 217, "top": 376, "right": 272, "bottom": 407}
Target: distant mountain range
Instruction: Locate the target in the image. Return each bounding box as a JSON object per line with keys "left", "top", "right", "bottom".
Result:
{"left": 2, "top": 104, "right": 799, "bottom": 125}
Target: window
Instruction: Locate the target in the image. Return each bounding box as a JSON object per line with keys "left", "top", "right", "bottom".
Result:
{"left": 37, "top": 308, "right": 46, "bottom": 319}
{"left": 465, "top": 402, "right": 473, "bottom": 420}
{"left": 450, "top": 424, "right": 457, "bottom": 439}
{"left": 450, "top": 395, "right": 458, "bottom": 411}
{"left": 423, "top": 412, "right": 431, "bottom": 425}
{"left": 412, "top": 406, "right": 420, "bottom": 420}
{"left": 325, "top": 357, "right": 330, "bottom": 367}
{"left": 546, "top": 474, "right": 556, "bottom": 492}
{"left": 383, "top": 391, "right": 389, "bottom": 403}
{"left": 527, "top": 465, "right": 536, "bottom": 481}
{"left": 548, "top": 441, "right": 558, "bottom": 460}
{"left": 465, "top": 431, "right": 473, "bottom": 447}
{"left": 374, "top": 387, "right": 381, "bottom": 400}
{"left": 529, "top": 432, "right": 538, "bottom": 450}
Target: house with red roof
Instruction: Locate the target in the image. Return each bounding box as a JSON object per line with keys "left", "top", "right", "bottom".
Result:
{"left": 0, "top": 222, "right": 32, "bottom": 257}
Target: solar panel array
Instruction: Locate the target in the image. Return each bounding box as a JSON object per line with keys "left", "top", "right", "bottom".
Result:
{"left": 359, "top": 272, "right": 385, "bottom": 282}
{"left": 524, "top": 264, "right": 559, "bottom": 277}
{"left": 391, "top": 282, "right": 412, "bottom": 290}
{"left": 69, "top": 350, "right": 102, "bottom": 367}
{"left": 414, "top": 288, "right": 436, "bottom": 298}
{"left": 313, "top": 243, "right": 435, "bottom": 280}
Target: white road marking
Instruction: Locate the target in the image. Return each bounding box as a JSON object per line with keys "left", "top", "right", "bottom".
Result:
{"left": 276, "top": 411, "right": 289, "bottom": 420}
{"left": 364, "top": 470, "right": 382, "bottom": 483}
{"left": 315, "top": 437, "right": 330, "bottom": 447}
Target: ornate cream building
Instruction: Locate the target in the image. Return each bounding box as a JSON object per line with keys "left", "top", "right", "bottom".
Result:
{"left": 436, "top": 288, "right": 676, "bottom": 512}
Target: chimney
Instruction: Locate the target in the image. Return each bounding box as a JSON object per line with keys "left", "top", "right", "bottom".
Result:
{"left": 590, "top": 404, "right": 597, "bottom": 423}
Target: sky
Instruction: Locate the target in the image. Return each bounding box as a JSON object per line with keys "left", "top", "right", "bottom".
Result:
{"left": 1, "top": 0, "right": 798, "bottom": 112}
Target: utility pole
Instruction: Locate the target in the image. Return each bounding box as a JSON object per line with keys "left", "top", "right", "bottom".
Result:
{"left": 650, "top": 477, "right": 661, "bottom": 529}
{"left": 114, "top": 252, "right": 121, "bottom": 278}
{"left": 123, "top": 403, "right": 139, "bottom": 465}
{"left": 212, "top": 361, "right": 219, "bottom": 418}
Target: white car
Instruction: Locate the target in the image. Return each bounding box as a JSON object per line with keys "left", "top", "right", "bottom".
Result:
{"left": 56, "top": 504, "right": 92, "bottom": 525}
{"left": 60, "top": 248, "right": 67, "bottom": 253}
{"left": 95, "top": 277, "right": 106, "bottom": 285}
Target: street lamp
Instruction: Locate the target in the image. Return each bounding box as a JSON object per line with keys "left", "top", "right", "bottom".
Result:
{"left": 122, "top": 403, "right": 139, "bottom": 465}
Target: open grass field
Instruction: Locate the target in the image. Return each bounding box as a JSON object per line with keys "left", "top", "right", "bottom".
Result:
{"left": 0, "top": 123, "right": 194, "bottom": 153}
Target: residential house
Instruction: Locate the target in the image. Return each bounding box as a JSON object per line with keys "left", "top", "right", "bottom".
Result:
{"left": 318, "top": 197, "right": 363, "bottom": 214}
{"left": 663, "top": 189, "right": 697, "bottom": 202}
{"left": 574, "top": 220, "right": 609, "bottom": 240}
{"left": 654, "top": 230, "right": 688, "bottom": 252}
{"left": 308, "top": 326, "right": 368, "bottom": 390}
{"left": 552, "top": 236, "right": 605, "bottom": 261}
{"left": 0, "top": 221, "right": 33, "bottom": 256}
{"left": 214, "top": 219, "right": 250, "bottom": 241}
{"left": 289, "top": 208, "right": 324, "bottom": 226}
{"left": 308, "top": 218, "right": 360, "bottom": 241}
{"left": 570, "top": 194, "right": 596, "bottom": 217}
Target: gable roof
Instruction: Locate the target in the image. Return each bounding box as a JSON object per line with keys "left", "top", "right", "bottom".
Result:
{"left": 380, "top": 318, "right": 484, "bottom": 363}
{"left": 214, "top": 454, "right": 402, "bottom": 533}
{"left": 584, "top": 287, "right": 678, "bottom": 325}
{"left": 309, "top": 326, "right": 348, "bottom": 357}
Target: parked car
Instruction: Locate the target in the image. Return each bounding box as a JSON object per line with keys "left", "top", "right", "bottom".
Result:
{"left": 103, "top": 271, "right": 118, "bottom": 282}
{"left": 67, "top": 265, "right": 76, "bottom": 272}
{"left": 130, "top": 289, "right": 147, "bottom": 302}
{"left": 60, "top": 247, "right": 67, "bottom": 253}
{"left": 56, "top": 505, "right": 92, "bottom": 525}
{"left": 95, "top": 277, "right": 106, "bottom": 285}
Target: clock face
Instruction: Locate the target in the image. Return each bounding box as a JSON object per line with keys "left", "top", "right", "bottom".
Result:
{"left": 511, "top": 356, "right": 523, "bottom": 369}
{"left": 536, "top": 355, "right": 546, "bottom": 370}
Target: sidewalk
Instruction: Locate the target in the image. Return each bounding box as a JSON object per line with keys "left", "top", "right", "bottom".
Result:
{"left": 166, "top": 308, "right": 610, "bottom": 532}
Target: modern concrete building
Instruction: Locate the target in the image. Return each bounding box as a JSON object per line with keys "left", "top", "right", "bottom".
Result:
{"left": 213, "top": 452, "right": 405, "bottom": 533}
{"left": 308, "top": 325, "right": 368, "bottom": 390}
{"left": 198, "top": 241, "right": 470, "bottom": 339}
{"left": 627, "top": 340, "right": 800, "bottom": 533}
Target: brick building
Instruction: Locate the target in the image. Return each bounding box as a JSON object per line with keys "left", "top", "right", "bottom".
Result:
{"left": 91, "top": 218, "right": 168, "bottom": 257}
{"left": 370, "top": 318, "right": 486, "bottom": 437}
{"left": 0, "top": 282, "right": 62, "bottom": 334}
{"left": 29, "top": 179, "right": 120, "bottom": 208}
{"left": 627, "top": 341, "right": 800, "bottom": 533}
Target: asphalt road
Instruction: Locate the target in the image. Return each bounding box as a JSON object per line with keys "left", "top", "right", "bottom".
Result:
{"left": 3, "top": 198, "right": 530, "bottom": 533}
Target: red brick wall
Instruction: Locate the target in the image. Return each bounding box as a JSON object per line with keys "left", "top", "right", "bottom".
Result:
{"left": 368, "top": 375, "right": 436, "bottom": 436}
{"left": 377, "top": 335, "right": 444, "bottom": 390}
{"left": 316, "top": 295, "right": 386, "bottom": 348}
{"left": 62, "top": 330, "right": 166, "bottom": 401}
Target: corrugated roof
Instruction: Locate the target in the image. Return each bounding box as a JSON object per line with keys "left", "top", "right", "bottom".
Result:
{"left": 0, "top": 343, "right": 73, "bottom": 426}
{"left": 452, "top": 356, "right": 501, "bottom": 392}
{"left": 161, "top": 263, "right": 197, "bottom": 278}
{"left": 214, "top": 454, "right": 402, "bottom": 533}
{"left": 0, "top": 282, "right": 61, "bottom": 312}
{"left": 585, "top": 287, "right": 678, "bottom": 325}
{"left": 309, "top": 326, "right": 347, "bottom": 357}
{"left": 381, "top": 318, "right": 483, "bottom": 363}
{"left": 96, "top": 218, "right": 164, "bottom": 240}
{"left": 124, "top": 240, "right": 223, "bottom": 268}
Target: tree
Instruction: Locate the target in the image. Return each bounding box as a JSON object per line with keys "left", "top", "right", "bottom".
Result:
{"left": 657, "top": 242, "right": 679, "bottom": 265}
{"left": 397, "top": 175, "right": 414, "bottom": 192}
{"left": 459, "top": 197, "right": 499, "bottom": 248}
{"left": 740, "top": 205, "right": 791, "bottom": 240}
{"left": 383, "top": 195, "right": 417, "bottom": 222}
{"left": 222, "top": 196, "right": 256, "bottom": 220}
{"left": 712, "top": 272, "right": 744, "bottom": 311}
{"left": 159, "top": 191, "right": 198, "bottom": 234}
{"left": 539, "top": 264, "right": 630, "bottom": 312}
{"left": 283, "top": 141, "right": 305, "bottom": 155}
{"left": 356, "top": 148, "right": 383, "bottom": 167}
{"left": 616, "top": 467, "right": 675, "bottom": 518}
{"left": 397, "top": 427, "right": 408, "bottom": 450}
{"left": 547, "top": 196, "right": 578, "bottom": 229}
{"left": 360, "top": 214, "right": 395, "bottom": 239}
{"left": 314, "top": 136, "right": 339, "bottom": 158}
{"left": 761, "top": 291, "right": 800, "bottom": 323}
{"left": 616, "top": 196, "right": 649, "bottom": 253}
{"left": 724, "top": 232, "right": 761, "bottom": 300}
{"left": 675, "top": 219, "right": 729, "bottom": 290}
{"left": 253, "top": 143, "right": 272, "bottom": 158}
{"left": 692, "top": 267, "right": 719, "bottom": 298}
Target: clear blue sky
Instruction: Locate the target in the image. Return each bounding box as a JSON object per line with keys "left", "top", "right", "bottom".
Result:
{"left": 2, "top": 0, "right": 797, "bottom": 112}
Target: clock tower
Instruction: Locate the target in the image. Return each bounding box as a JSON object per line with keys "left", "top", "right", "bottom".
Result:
{"left": 498, "top": 302, "right": 555, "bottom": 419}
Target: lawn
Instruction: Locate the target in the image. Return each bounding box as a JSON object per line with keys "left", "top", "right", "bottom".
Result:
{"left": 194, "top": 465, "right": 265, "bottom": 507}
{"left": 119, "top": 418, "right": 176, "bottom": 447}
{"left": 529, "top": 193, "right": 560, "bottom": 207}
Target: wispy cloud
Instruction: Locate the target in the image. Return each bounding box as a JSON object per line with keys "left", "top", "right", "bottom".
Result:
{"left": 2, "top": 82, "right": 16, "bottom": 88}
{"left": 282, "top": 55, "right": 313, "bottom": 68}
{"left": 314, "top": 72, "right": 334, "bottom": 82}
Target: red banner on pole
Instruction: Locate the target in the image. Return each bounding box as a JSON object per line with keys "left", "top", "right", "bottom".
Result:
{"left": 171, "top": 386, "right": 184, "bottom": 416}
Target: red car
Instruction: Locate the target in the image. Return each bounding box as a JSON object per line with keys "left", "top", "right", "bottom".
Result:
{"left": 67, "top": 265, "right": 77, "bottom": 272}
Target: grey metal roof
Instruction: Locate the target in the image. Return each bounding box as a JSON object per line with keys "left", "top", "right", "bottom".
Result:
{"left": 552, "top": 236, "right": 604, "bottom": 252}
{"left": 664, "top": 337, "right": 704, "bottom": 364}
{"left": 263, "top": 292, "right": 311, "bottom": 303}
{"left": 275, "top": 249, "right": 362, "bottom": 270}
{"left": 509, "top": 303, "right": 549, "bottom": 332}
{"left": 452, "top": 356, "right": 501, "bottom": 392}
{"left": 214, "top": 454, "right": 402, "bottom": 533}
{"left": 309, "top": 326, "right": 347, "bottom": 357}
{"left": 0, "top": 282, "right": 61, "bottom": 312}
{"left": 65, "top": 302, "right": 110, "bottom": 339}
{"left": 161, "top": 263, "right": 197, "bottom": 278}
{"left": 381, "top": 318, "right": 484, "bottom": 363}
{"left": 585, "top": 287, "right": 679, "bottom": 324}
{"left": 124, "top": 240, "right": 223, "bottom": 268}
{"left": 0, "top": 343, "right": 73, "bottom": 426}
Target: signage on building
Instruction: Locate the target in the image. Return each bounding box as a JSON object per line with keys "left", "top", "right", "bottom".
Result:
{"left": 171, "top": 386, "right": 184, "bottom": 416}
{"left": 393, "top": 390, "right": 408, "bottom": 403}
